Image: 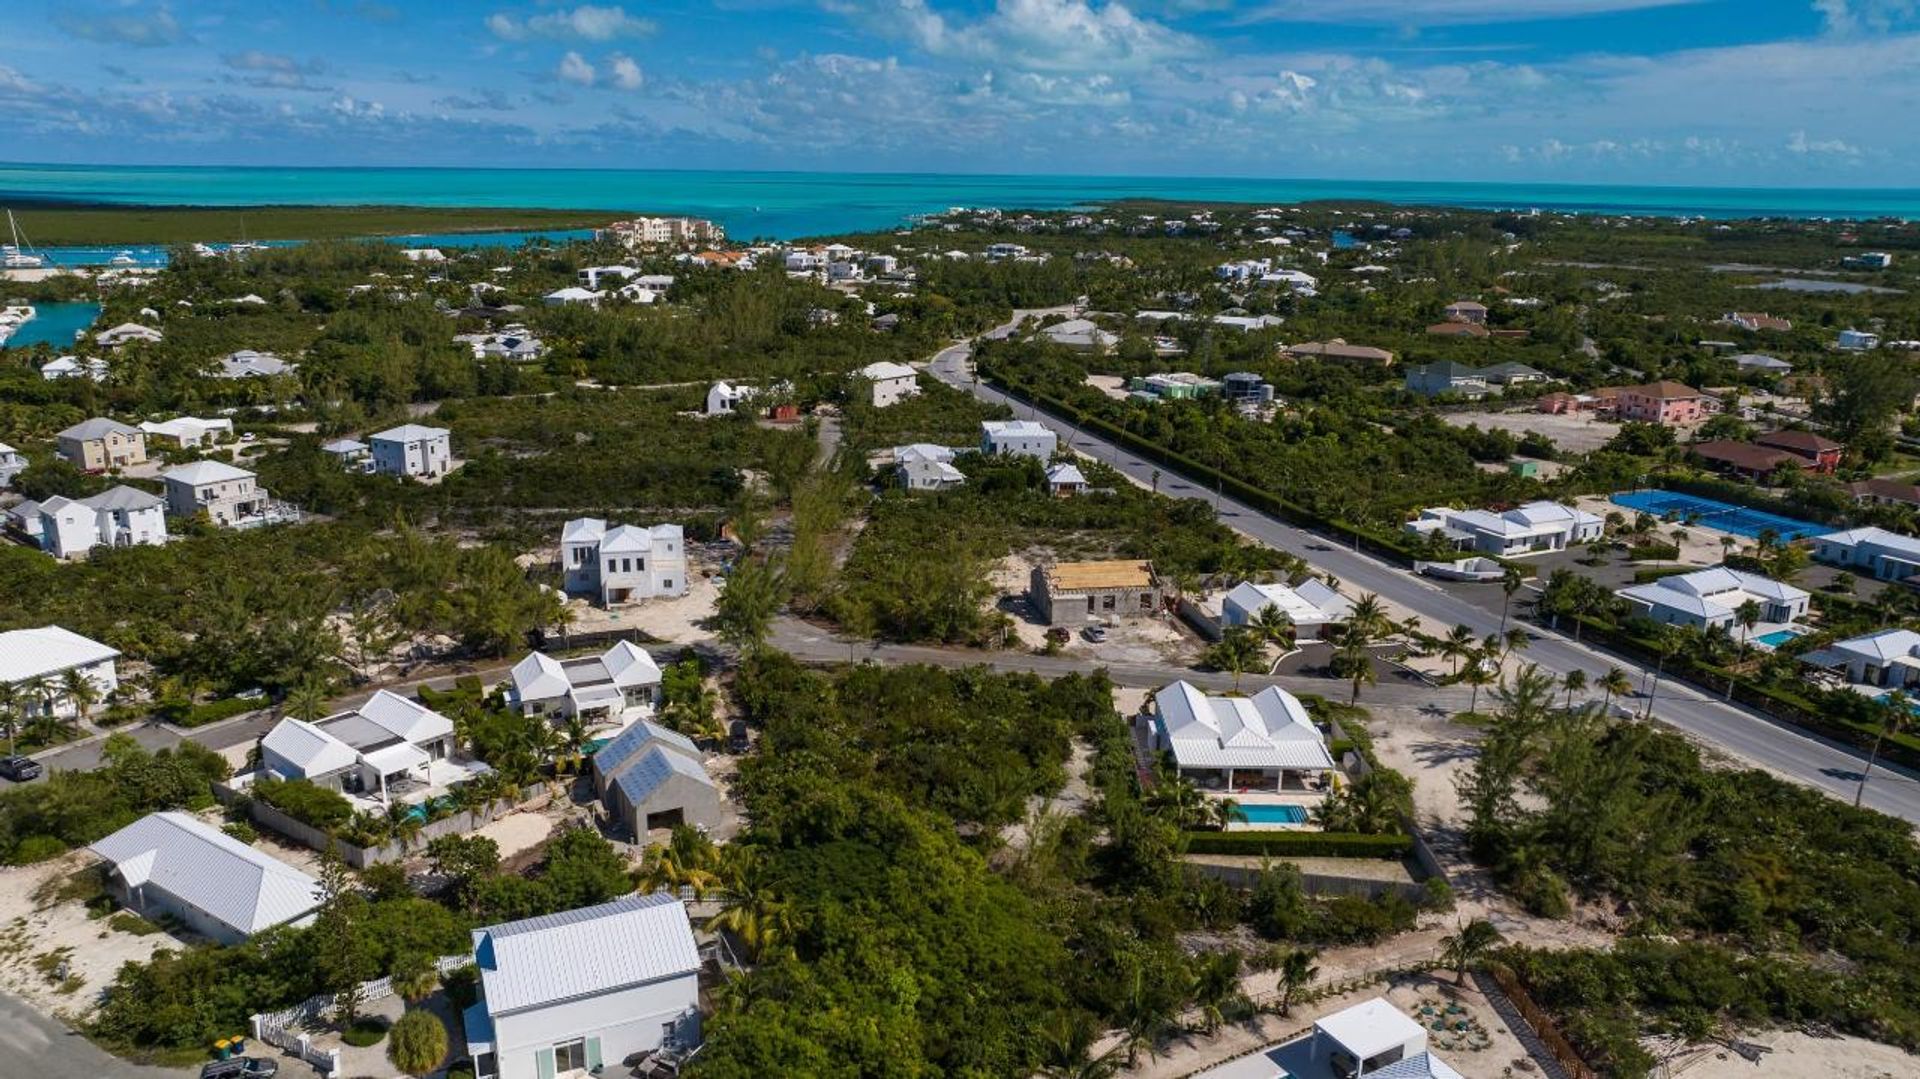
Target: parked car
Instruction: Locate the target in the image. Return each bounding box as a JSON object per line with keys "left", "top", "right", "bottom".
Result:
{"left": 1082, "top": 624, "right": 1109, "bottom": 643}
{"left": 201, "top": 1059, "right": 278, "bottom": 1079}
{"left": 0, "top": 756, "right": 41, "bottom": 782}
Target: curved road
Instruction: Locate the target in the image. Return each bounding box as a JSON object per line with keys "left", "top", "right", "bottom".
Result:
{"left": 931, "top": 311, "right": 1920, "bottom": 825}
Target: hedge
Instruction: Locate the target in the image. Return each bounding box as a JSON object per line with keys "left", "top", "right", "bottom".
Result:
{"left": 251, "top": 776, "right": 354, "bottom": 830}
{"left": 174, "top": 697, "right": 262, "bottom": 728}
{"left": 1184, "top": 831, "right": 1413, "bottom": 859}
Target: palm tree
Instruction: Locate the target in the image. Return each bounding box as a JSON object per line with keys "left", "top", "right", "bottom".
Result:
{"left": 1275, "top": 948, "right": 1319, "bottom": 1016}
{"left": 1209, "top": 797, "right": 1248, "bottom": 831}
{"left": 1116, "top": 963, "right": 1176, "bottom": 1067}
{"left": 285, "top": 678, "right": 328, "bottom": 723}
{"left": 1441, "top": 919, "right": 1503, "bottom": 985}
{"left": 1600, "top": 667, "right": 1633, "bottom": 713}
{"left": 638, "top": 838, "right": 722, "bottom": 898}
{"left": 1498, "top": 567, "right": 1524, "bottom": 632}
{"left": 391, "top": 952, "right": 440, "bottom": 1003}
{"left": 1502, "top": 627, "right": 1530, "bottom": 662}
{"left": 1561, "top": 669, "right": 1588, "bottom": 711}
{"left": 1642, "top": 627, "right": 1681, "bottom": 721}
{"left": 1734, "top": 599, "right": 1762, "bottom": 659}
{"left": 706, "top": 847, "right": 794, "bottom": 961}
{"left": 1440, "top": 624, "right": 1476, "bottom": 676}
{"left": 1249, "top": 604, "right": 1296, "bottom": 657}
{"left": 59, "top": 669, "right": 99, "bottom": 730}
{"left": 1462, "top": 652, "right": 1497, "bottom": 716}
{"left": 0, "top": 682, "right": 20, "bottom": 756}
{"left": 1189, "top": 951, "right": 1244, "bottom": 1034}
{"left": 1855, "top": 691, "right": 1915, "bottom": 808}
{"left": 1347, "top": 593, "right": 1389, "bottom": 637}
{"left": 1206, "top": 628, "right": 1266, "bottom": 693}
{"left": 1334, "top": 622, "right": 1377, "bottom": 705}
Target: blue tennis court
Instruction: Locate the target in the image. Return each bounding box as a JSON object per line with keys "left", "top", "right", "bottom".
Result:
{"left": 1609, "top": 489, "right": 1827, "bottom": 541}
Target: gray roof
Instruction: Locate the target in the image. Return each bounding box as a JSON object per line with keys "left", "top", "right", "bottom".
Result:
{"left": 84, "top": 485, "right": 165, "bottom": 512}
{"left": 609, "top": 745, "right": 716, "bottom": 808}
{"left": 89, "top": 812, "right": 320, "bottom": 936}
{"left": 472, "top": 891, "right": 699, "bottom": 1015}
{"left": 59, "top": 417, "right": 141, "bottom": 441}
{"left": 594, "top": 720, "right": 699, "bottom": 775}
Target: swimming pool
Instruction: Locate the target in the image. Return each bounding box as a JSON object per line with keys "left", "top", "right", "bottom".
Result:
{"left": 1609, "top": 490, "right": 1827, "bottom": 541}
{"left": 1755, "top": 629, "right": 1804, "bottom": 648}
{"left": 1238, "top": 804, "right": 1310, "bottom": 825}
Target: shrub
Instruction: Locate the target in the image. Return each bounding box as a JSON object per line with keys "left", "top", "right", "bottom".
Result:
{"left": 1182, "top": 831, "right": 1412, "bottom": 859}
{"left": 108, "top": 912, "right": 163, "bottom": 936}
{"left": 1626, "top": 542, "right": 1680, "bottom": 561}
{"left": 7, "top": 835, "right": 69, "bottom": 865}
{"left": 342, "top": 1016, "right": 390, "bottom": 1048}
{"left": 1420, "top": 876, "right": 1456, "bottom": 912}
{"left": 252, "top": 777, "right": 353, "bottom": 830}
{"left": 387, "top": 1010, "right": 448, "bottom": 1075}
{"left": 222, "top": 821, "right": 259, "bottom": 845}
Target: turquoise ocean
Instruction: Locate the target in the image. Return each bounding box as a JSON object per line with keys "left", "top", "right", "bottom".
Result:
{"left": 5, "top": 163, "right": 1920, "bottom": 241}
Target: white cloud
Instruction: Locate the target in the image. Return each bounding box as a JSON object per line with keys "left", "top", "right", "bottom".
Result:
{"left": 557, "top": 51, "right": 597, "bottom": 86}
{"left": 863, "top": 0, "right": 1202, "bottom": 73}
{"left": 54, "top": 3, "right": 182, "bottom": 47}
{"left": 1816, "top": 0, "right": 1920, "bottom": 34}
{"left": 1787, "top": 129, "right": 1861, "bottom": 155}
{"left": 486, "top": 5, "right": 656, "bottom": 42}
{"left": 1239, "top": 0, "right": 1704, "bottom": 24}
{"left": 609, "top": 54, "right": 644, "bottom": 90}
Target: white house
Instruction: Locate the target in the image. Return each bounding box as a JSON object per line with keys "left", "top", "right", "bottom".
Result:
{"left": 895, "top": 444, "right": 965, "bottom": 491}
{"left": 38, "top": 486, "right": 168, "bottom": 559}
{"left": 321, "top": 438, "right": 373, "bottom": 470}
{"left": 561, "top": 519, "right": 687, "bottom": 606}
{"left": 400, "top": 247, "right": 446, "bottom": 262}
{"left": 41, "top": 355, "right": 109, "bottom": 382}
{"left": 96, "top": 322, "right": 164, "bottom": 348}
{"left": 1147, "top": 680, "right": 1334, "bottom": 792}
{"left": 89, "top": 813, "right": 321, "bottom": 945}
{"left": 215, "top": 350, "right": 296, "bottom": 379}
{"left": 543, "top": 286, "right": 603, "bottom": 308}
{"left": 0, "top": 625, "right": 118, "bottom": 719}
{"left": 369, "top": 424, "right": 453, "bottom": 478}
{"left": 507, "top": 641, "right": 663, "bottom": 728}
{"left": 139, "top": 416, "right": 234, "bottom": 448}
{"left": 1045, "top": 462, "right": 1088, "bottom": 496}
{"left": 1734, "top": 353, "right": 1792, "bottom": 373}
{"left": 463, "top": 892, "right": 701, "bottom": 1079}
{"left": 1406, "top": 501, "right": 1603, "bottom": 557}
{"left": 258, "top": 690, "right": 465, "bottom": 807}
{"left": 1039, "top": 318, "right": 1119, "bottom": 351}
{"left": 1837, "top": 329, "right": 1881, "bottom": 351}
{"left": 1813, "top": 526, "right": 1920, "bottom": 583}
{"left": 163, "top": 460, "right": 292, "bottom": 529}
{"left": 577, "top": 266, "right": 639, "bottom": 289}
{"left": 591, "top": 721, "right": 721, "bottom": 836}
{"left": 980, "top": 420, "right": 1057, "bottom": 460}
{"left": 1200, "top": 997, "right": 1464, "bottom": 1079}
{"left": 1615, "top": 565, "right": 1808, "bottom": 633}
{"left": 856, "top": 361, "right": 919, "bottom": 408}
{"left": 1221, "top": 580, "right": 1352, "bottom": 641}
{"left": 704, "top": 381, "right": 755, "bottom": 416}
{"left": 1813, "top": 629, "right": 1920, "bottom": 689}
{"left": 0, "top": 442, "right": 26, "bottom": 487}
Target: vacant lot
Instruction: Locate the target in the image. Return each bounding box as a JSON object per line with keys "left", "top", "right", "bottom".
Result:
{"left": 1440, "top": 409, "right": 1619, "bottom": 454}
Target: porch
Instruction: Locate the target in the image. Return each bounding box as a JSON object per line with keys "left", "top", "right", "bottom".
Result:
{"left": 348, "top": 755, "right": 492, "bottom": 813}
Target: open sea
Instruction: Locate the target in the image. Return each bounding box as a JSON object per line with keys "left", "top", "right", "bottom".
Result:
{"left": 5, "top": 164, "right": 1920, "bottom": 241}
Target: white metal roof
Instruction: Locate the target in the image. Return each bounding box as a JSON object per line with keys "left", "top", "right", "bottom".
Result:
{"left": 472, "top": 891, "right": 700, "bottom": 1015}
{"left": 0, "top": 625, "right": 118, "bottom": 684}
{"left": 1223, "top": 580, "right": 1350, "bottom": 625}
{"left": 361, "top": 741, "right": 430, "bottom": 776}
{"left": 1046, "top": 463, "right": 1088, "bottom": 486}
{"left": 860, "top": 361, "right": 917, "bottom": 381}
{"left": 89, "top": 812, "right": 320, "bottom": 936}
{"left": 511, "top": 642, "right": 660, "bottom": 703}
{"left": 1617, "top": 565, "right": 1807, "bottom": 620}
{"left": 164, "top": 459, "right": 254, "bottom": 486}
{"left": 352, "top": 689, "right": 455, "bottom": 744}
{"left": 1832, "top": 628, "right": 1920, "bottom": 664}
{"left": 1314, "top": 997, "right": 1425, "bottom": 1061}
{"left": 261, "top": 717, "right": 361, "bottom": 776}
{"left": 982, "top": 419, "right": 1052, "bottom": 439}
{"left": 370, "top": 423, "right": 449, "bottom": 444}
{"left": 1154, "top": 681, "right": 1334, "bottom": 771}
{"left": 84, "top": 485, "right": 166, "bottom": 512}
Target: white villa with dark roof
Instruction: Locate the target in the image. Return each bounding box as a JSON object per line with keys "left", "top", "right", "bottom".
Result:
{"left": 0, "top": 625, "right": 118, "bottom": 720}
{"left": 463, "top": 892, "right": 703, "bottom": 1079}
{"left": 258, "top": 690, "right": 474, "bottom": 808}
{"left": 1147, "top": 680, "right": 1334, "bottom": 792}
{"left": 591, "top": 720, "right": 721, "bottom": 837}
{"left": 369, "top": 424, "right": 453, "bottom": 478}
{"left": 1221, "top": 579, "right": 1352, "bottom": 642}
{"left": 1406, "top": 500, "right": 1602, "bottom": 556}
{"left": 508, "top": 641, "right": 663, "bottom": 728}
{"left": 561, "top": 518, "right": 687, "bottom": 606}
{"left": 1615, "top": 565, "right": 1808, "bottom": 634}
{"left": 37, "top": 485, "right": 168, "bottom": 558}
{"left": 89, "top": 812, "right": 321, "bottom": 945}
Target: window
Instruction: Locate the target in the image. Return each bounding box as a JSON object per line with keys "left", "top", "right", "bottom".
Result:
{"left": 661, "top": 579, "right": 674, "bottom": 590}
{"left": 1102, "top": 595, "right": 1117, "bottom": 611}
{"left": 554, "top": 1038, "right": 587, "bottom": 1074}
{"left": 1140, "top": 593, "right": 1153, "bottom": 609}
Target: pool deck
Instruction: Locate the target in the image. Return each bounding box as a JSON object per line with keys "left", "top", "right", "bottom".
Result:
{"left": 1217, "top": 790, "right": 1326, "bottom": 831}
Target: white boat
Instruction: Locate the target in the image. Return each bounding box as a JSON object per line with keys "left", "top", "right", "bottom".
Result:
{"left": 0, "top": 304, "right": 35, "bottom": 347}
{"left": 109, "top": 250, "right": 138, "bottom": 266}
{"left": 3, "top": 211, "right": 45, "bottom": 269}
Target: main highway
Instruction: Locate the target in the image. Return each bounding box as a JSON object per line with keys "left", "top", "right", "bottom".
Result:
{"left": 929, "top": 312, "right": 1920, "bottom": 825}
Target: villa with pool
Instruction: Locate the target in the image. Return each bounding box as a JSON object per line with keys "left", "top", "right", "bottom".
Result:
{"left": 1143, "top": 681, "right": 1336, "bottom": 810}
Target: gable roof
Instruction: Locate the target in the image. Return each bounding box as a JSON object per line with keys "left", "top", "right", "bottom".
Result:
{"left": 164, "top": 460, "right": 254, "bottom": 486}
{"left": 859, "top": 361, "right": 917, "bottom": 381}
{"left": 1046, "top": 462, "right": 1088, "bottom": 486}
{"left": 1154, "top": 680, "right": 1333, "bottom": 770}
{"left": 1754, "top": 429, "right": 1842, "bottom": 454}
{"left": 594, "top": 720, "right": 700, "bottom": 775}
{"left": 59, "top": 417, "right": 141, "bottom": 441}
{"left": 261, "top": 717, "right": 361, "bottom": 776}
{"left": 472, "top": 891, "right": 699, "bottom": 1015}
{"left": 1223, "top": 580, "right": 1351, "bottom": 625}
{"left": 0, "top": 625, "right": 118, "bottom": 684}
{"left": 89, "top": 812, "right": 320, "bottom": 936}
{"left": 352, "top": 689, "right": 455, "bottom": 744}
{"left": 607, "top": 744, "right": 717, "bottom": 808}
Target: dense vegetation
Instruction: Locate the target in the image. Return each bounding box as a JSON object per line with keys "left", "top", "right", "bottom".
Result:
{"left": 0, "top": 735, "right": 230, "bottom": 865}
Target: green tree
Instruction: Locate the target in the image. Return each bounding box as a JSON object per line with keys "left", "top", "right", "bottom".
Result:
{"left": 1189, "top": 951, "right": 1244, "bottom": 1034}
{"left": 1205, "top": 627, "right": 1265, "bottom": 693}
{"left": 714, "top": 556, "right": 785, "bottom": 655}
{"left": 1440, "top": 919, "right": 1502, "bottom": 984}
{"left": 1499, "top": 567, "right": 1525, "bottom": 632}
{"left": 386, "top": 1009, "right": 449, "bottom": 1076}
{"left": 707, "top": 847, "right": 794, "bottom": 961}
{"left": 1561, "top": 669, "right": 1588, "bottom": 711}
{"left": 312, "top": 851, "right": 373, "bottom": 1026}
{"left": 1275, "top": 948, "right": 1319, "bottom": 1016}
{"left": 1855, "top": 691, "right": 1914, "bottom": 808}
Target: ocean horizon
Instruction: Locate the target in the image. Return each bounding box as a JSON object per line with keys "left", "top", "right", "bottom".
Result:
{"left": 5, "top": 162, "right": 1920, "bottom": 240}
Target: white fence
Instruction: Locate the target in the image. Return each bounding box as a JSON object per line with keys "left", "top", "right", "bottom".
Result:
{"left": 252, "top": 954, "right": 472, "bottom": 1073}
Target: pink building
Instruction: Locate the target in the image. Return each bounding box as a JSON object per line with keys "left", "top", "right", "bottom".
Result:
{"left": 1616, "top": 380, "right": 1706, "bottom": 426}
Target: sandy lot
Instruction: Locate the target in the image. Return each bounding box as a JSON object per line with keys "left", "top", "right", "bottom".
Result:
{"left": 1441, "top": 408, "right": 1620, "bottom": 454}
{"left": 0, "top": 852, "right": 177, "bottom": 1021}
{"left": 1085, "top": 374, "right": 1131, "bottom": 401}
{"left": 556, "top": 568, "right": 722, "bottom": 644}
{"left": 473, "top": 810, "right": 558, "bottom": 861}
{"left": 1664, "top": 1031, "right": 1920, "bottom": 1078}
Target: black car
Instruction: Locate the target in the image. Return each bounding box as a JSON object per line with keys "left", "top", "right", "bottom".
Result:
{"left": 0, "top": 756, "right": 41, "bottom": 782}
{"left": 200, "top": 1058, "right": 278, "bottom": 1079}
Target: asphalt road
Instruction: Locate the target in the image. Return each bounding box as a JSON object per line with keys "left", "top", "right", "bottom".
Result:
{"left": 0, "top": 989, "right": 192, "bottom": 1079}
{"left": 930, "top": 313, "right": 1920, "bottom": 825}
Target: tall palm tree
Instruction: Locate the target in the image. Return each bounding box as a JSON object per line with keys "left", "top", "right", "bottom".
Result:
{"left": 1856, "top": 691, "right": 1915, "bottom": 808}
{"left": 1462, "top": 653, "right": 1497, "bottom": 716}
{"left": 1600, "top": 667, "right": 1633, "bottom": 713}
{"left": 1561, "top": 669, "right": 1588, "bottom": 711}
{"left": 1440, "top": 624, "right": 1476, "bottom": 676}
{"left": 59, "top": 669, "right": 99, "bottom": 730}
{"left": 1502, "top": 627, "right": 1530, "bottom": 662}
{"left": 1335, "top": 622, "right": 1377, "bottom": 705}
{"left": 1275, "top": 948, "right": 1319, "bottom": 1016}
{"left": 0, "top": 682, "right": 20, "bottom": 756}
{"left": 1498, "top": 567, "right": 1524, "bottom": 632}
{"left": 1189, "top": 951, "right": 1244, "bottom": 1034}
{"left": 1734, "top": 599, "right": 1762, "bottom": 659}
{"left": 1642, "top": 627, "right": 1682, "bottom": 721}
{"left": 1347, "top": 593, "right": 1388, "bottom": 637}
{"left": 707, "top": 847, "right": 794, "bottom": 961}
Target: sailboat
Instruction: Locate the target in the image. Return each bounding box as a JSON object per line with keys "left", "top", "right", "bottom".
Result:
{"left": 109, "top": 250, "right": 138, "bottom": 266}
{"left": 228, "top": 214, "right": 265, "bottom": 255}
{"left": 3, "top": 210, "right": 45, "bottom": 269}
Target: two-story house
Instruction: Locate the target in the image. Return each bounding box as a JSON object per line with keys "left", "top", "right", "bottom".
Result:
{"left": 56, "top": 418, "right": 147, "bottom": 472}
{"left": 980, "top": 420, "right": 1057, "bottom": 460}
{"left": 560, "top": 519, "right": 687, "bottom": 607}
{"left": 1615, "top": 381, "right": 1706, "bottom": 426}
{"left": 462, "top": 892, "right": 702, "bottom": 1079}
{"left": 1753, "top": 429, "right": 1843, "bottom": 473}
{"left": 0, "top": 441, "right": 26, "bottom": 487}
{"left": 857, "top": 361, "right": 920, "bottom": 408}
{"left": 369, "top": 424, "right": 453, "bottom": 478}
{"left": 38, "top": 486, "right": 168, "bottom": 558}
{"left": 163, "top": 460, "right": 286, "bottom": 528}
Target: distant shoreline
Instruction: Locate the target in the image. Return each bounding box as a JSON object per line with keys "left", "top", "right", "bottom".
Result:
{"left": 4, "top": 203, "right": 633, "bottom": 245}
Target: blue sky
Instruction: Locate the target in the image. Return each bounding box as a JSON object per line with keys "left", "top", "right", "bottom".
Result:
{"left": 4, "top": 0, "right": 1918, "bottom": 184}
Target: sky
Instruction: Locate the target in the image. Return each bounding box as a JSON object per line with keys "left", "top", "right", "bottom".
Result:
{"left": 3, "top": 0, "right": 1919, "bottom": 185}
